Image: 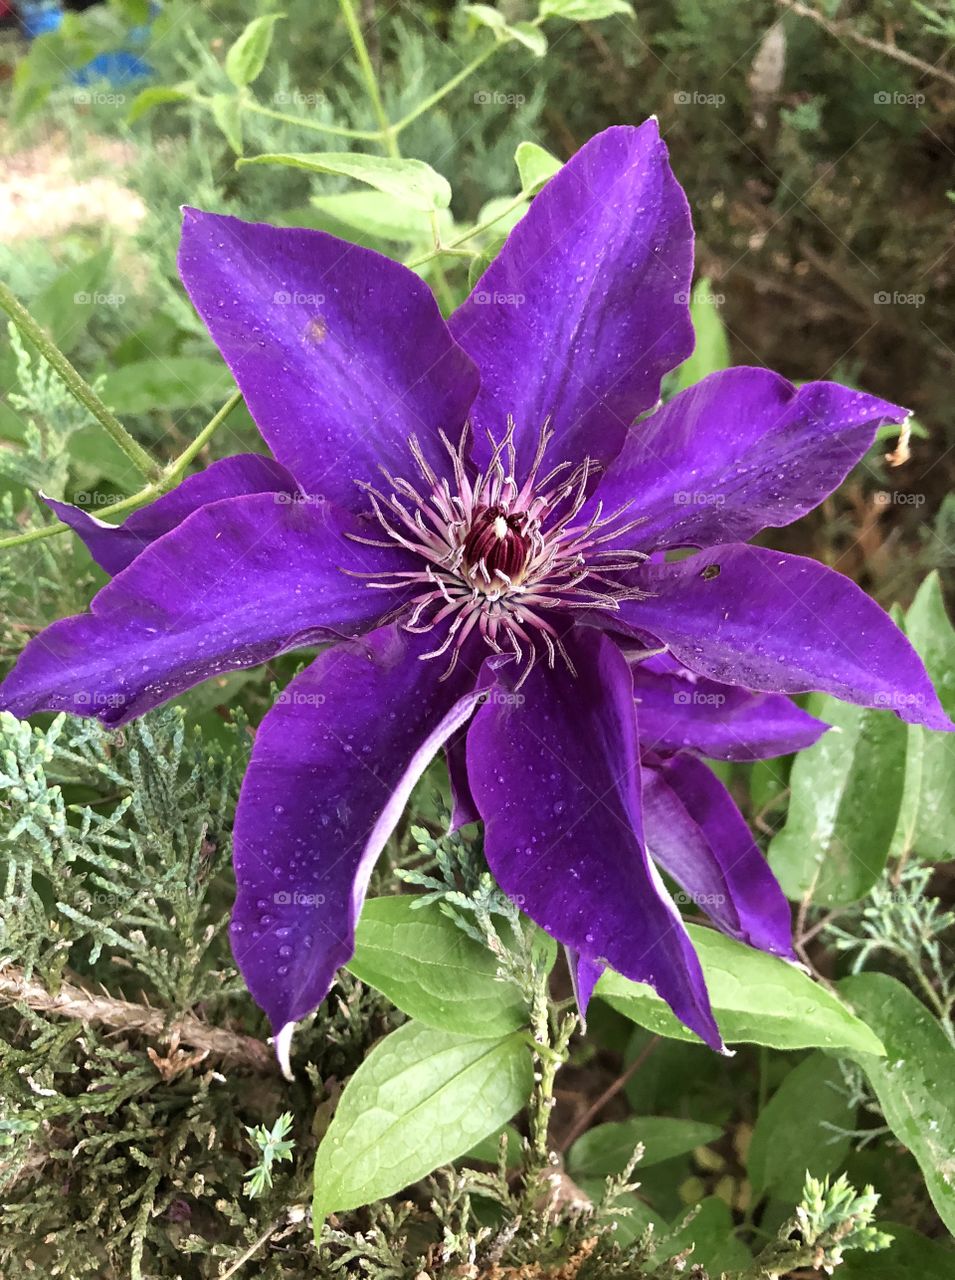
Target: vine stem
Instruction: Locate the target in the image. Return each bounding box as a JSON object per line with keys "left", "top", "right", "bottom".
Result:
{"left": 237, "top": 99, "right": 380, "bottom": 141}
{"left": 405, "top": 190, "right": 529, "bottom": 270}
{"left": 337, "top": 0, "right": 399, "bottom": 157}
{"left": 0, "top": 280, "right": 161, "bottom": 483}
{"left": 0, "top": 391, "right": 244, "bottom": 553}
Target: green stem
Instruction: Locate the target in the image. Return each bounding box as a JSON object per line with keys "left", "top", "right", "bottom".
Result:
{"left": 337, "top": 0, "right": 398, "bottom": 157}
{"left": 391, "top": 41, "right": 503, "bottom": 136}
{"left": 237, "top": 99, "right": 381, "bottom": 141}
{"left": 405, "top": 190, "right": 529, "bottom": 270}
{"left": 0, "top": 392, "right": 244, "bottom": 553}
{"left": 0, "top": 280, "right": 161, "bottom": 483}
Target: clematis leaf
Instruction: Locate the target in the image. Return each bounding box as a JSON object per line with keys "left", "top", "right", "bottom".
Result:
{"left": 671, "top": 277, "right": 731, "bottom": 392}
{"left": 99, "top": 356, "right": 234, "bottom": 415}
{"left": 210, "top": 92, "right": 243, "bottom": 156}
{"left": 540, "top": 0, "right": 633, "bottom": 19}
{"left": 239, "top": 152, "right": 452, "bottom": 211}
{"left": 312, "top": 1022, "right": 532, "bottom": 1232}
{"left": 567, "top": 1116, "right": 722, "bottom": 1178}
{"left": 747, "top": 1052, "right": 855, "bottom": 1200}
{"left": 224, "top": 13, "right": 285, "bottom": 88}
{"left": 515, "top": 140, "right": 562, "bottom": 194}
{"left": 596, "top": 926, "right": 885, "bottom": 1056}
{"left": 839, "top": 973, "right": 955, "bottom": 1235}
{"left": 897, "top": 573, "right": 955, "bottom": 859}
{"left": 664, "top": 1198, "right": 753, "bottom": 1275}
{"left": 309, "top": 190, "right": 441, "bottom": 244}
{"left": 126, "top": 83, "right": 195, "bottom": 123}
{"left": 347, "top": 896, "right": 529, "bottom": 1037}
{"left": 768, "top": 692, "right": 907, "bottom": 907}
{"left": 464, "top": 6, "right": 548, "bottom": 55}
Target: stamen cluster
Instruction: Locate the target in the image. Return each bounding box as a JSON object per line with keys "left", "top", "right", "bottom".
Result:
{"left": 348, "top": 422, "right": 648, "bottom": 684}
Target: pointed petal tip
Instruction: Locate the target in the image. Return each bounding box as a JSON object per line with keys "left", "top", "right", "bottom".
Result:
{"left": 273, "top": 1022, "right": 295, "bottom": 1081}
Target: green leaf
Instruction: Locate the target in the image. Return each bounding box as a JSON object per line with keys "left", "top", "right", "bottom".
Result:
{"left": 462, "top": 1123, "right": 521, "bottom": 1164}
{"left": 100, "top": 357, "right": 234, "bottom": 415}
{"left": 899, "top": 573, "right": 955, "bottom": 859}
{"left": 309, "top": 191, "right": 439, "bottom": 244}
{"left": 839, "top": 1223, "right": 955, "bottom": 1279}
{"left": 508, "top": 21, "right": 549, "bottom": 55}
{"left": 839, "top": 972, "right": 955, "bottom": 1235}
{"left": 126, "top": 83, "right": 195, "bottom": 124}
{"left": 210, "top": 93, "right": 244, "bottom": 156}
{"left": 224, "top": 13, "right": 285, "bottom": 88}
{"left": 30, "top": 248, "right": 113, "bottom": 355}
{"left": 347, "top": 896, "right": 528, "bottom": 1037}
{"left": 540, "top": 0, "right": 633, "bottom": 20}
{"left": 515, "top": 141, "right": 562, "bottom": 195}
{"left": 464, "top": 5, "right": 548, "bottom": 54}
{"left": 312, "top": 1022, "right": 532, "bottom": 1228}
{"left": 239, "top": 153, "right": 452, "bottom": 212}
{"left": 672, "top": 278, "right": 731, "bottom": 392}
{"left": 768, "top": 693, "right": 906, "bottom": 906}
{"left": 577, "top": 1181, "right": 664, "bottom": 1244}
{"left": 567, "top": 1116, "right": 722, "bottom": 1178}
{"left": 747, "top": 1052, "right": 854, "bottom": 1200}
{"left": 596, "top": 925, "right": 885, "bottom": 1056}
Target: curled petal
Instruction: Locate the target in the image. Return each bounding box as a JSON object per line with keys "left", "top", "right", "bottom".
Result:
{"left": 466, "top": 628, "right": 723, "bottom": 1051}
{"left": 178, "top": 207, "right": 479, "bottom": 506}
{"left": 614, "top": 545, "right": 953, "bottom": 732}
{"left": 230, "top": 626, "right": 486, "bottom": 1045}
{"left": 0, "top": 494, "right": 406, "bottom": 726}
{"left": 450, "top": 122, "right": 694, "bottom": 480}
{"left": 630, "top": 653, "right": 829, "bottom": 761}
{"left": 43, "top": 454, "right": 298, "bottom": 575}
{"left": 592, "top": 369, "right": 907, "bottom": 550}
{"left": 642, "top": 754, "right": 795, "bottom": 960}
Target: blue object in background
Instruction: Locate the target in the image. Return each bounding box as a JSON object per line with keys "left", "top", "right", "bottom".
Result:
{"left": 19, "top": 0, "right": 156, "bottom": 84}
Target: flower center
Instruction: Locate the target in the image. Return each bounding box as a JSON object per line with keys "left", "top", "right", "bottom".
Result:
{"left": 462, "top": 505, "right": 531, "bottom": 591}
{"left": 346, "top": 422, "right": 648, "bottom": 684}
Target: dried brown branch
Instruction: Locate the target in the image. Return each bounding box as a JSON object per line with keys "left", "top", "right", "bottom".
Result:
{"left": 0, "top": 967, "right": 276, "bottom": 1073}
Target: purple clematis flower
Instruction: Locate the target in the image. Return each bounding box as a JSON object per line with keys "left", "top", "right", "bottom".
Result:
{"left": 2, "top": 122, "right": 951, "bottom": 1072}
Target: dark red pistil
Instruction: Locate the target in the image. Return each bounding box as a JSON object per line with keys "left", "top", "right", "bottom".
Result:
{"left": 462, "top": 506, "right": 530, "bottom": 584}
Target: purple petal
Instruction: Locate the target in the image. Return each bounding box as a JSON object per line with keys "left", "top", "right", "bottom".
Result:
{"left": 43, "top": 454, "right": 298, "bottom": 575}
{"left": 446, "top": 730, "right": 479, "bottom": 831}
{"left": 567, "top": 948, "right": 604, "bottom": 1019}
{"left": 466, "top": 627, "right": 723, "bottom": 1052}
{"left": 631, "top": 653, "right": 829, "bottom": 761}
{"left": 643, "top": 754, "right": 795, "bottom": 960}
{"left": 592, "top": 370, "right": 907, "bottom": 550}
{"left": 0, "top": 493, "right": 402, "bottom": 726}
{"left": 229, "top": 625, "right": 485, "bottom": 1047}
{"left": 178, "top": 207, "right": 479, "bottom": 507}
{"left": 450, "top": 122, "right": 694, "bottom": 480}
{"left": 614, "top": 545, "right": 953, "bottom": 732}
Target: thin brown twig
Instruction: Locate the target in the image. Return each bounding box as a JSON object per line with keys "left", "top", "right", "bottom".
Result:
{"left": 777, "top": 0, "right": 955, "bottom": 90}
{"left": 0, "top": 966, "right": 275, "bottom": 1073}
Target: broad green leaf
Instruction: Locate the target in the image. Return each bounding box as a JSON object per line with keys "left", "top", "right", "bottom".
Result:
{"left": 839, "top": 1223, "right": 955, "bottom": 1279}
{"left": 665, "top": 1198, "right": 752, "bottom": 1274}
{"left": 747, "top": 1052, "right": 854, "bottom": 1200}
{"left": 515, "top": 141, "right": 562, "bottom": 195}
{"left": 540, "top": 0, "right": 633, "bottom": 20}
{"left": 240, "top": 152, "right": 452, "bottom": 212}
{"left": 901, "top": 573, "right": 955, "bottom": 859}
{"left": 309, "top": 191, "right": 440, "bottom": 244}
{"left": 31, "top": 248, "right": 113, "bottom": 355}
{"left": 464, "top": 5, "right": 548, "bottom": 54}
{"left": 596, "top": 926, "right": 885, "bottom": 1056}
{"left": 126, "top": 83, "right": 195, "bottom": 124}
{"left": 100, "top": 357, "right": 233, "bottom": 415}
{"left": 347, "top": 896, "right": 528, "bottom": 1037}
{"left": 210, "top": 93, "right": 244, "bottom": 156}
{"left": 578, "top": 1181, "right": 664, "bottom": 1244}
{"left": 672, "top": 278, "right": 731, "bottom": 392}
{"left": 224, "top": 13, "right": 284, "bottom": 88}
{"left": 312, "top": 1022, "right": 532, "bottom": 1228}
{"left": 463, "top": 1123, "right": 521, "bottom": 1164}
{"left": 567, "top": 1116, "right": 722, "bottom": 1178}
{"left": 839, "top": 973, "right": 955, "bottom": 1234}
{"left": 768, "top": 692, "right": 906, "bottom": 906}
